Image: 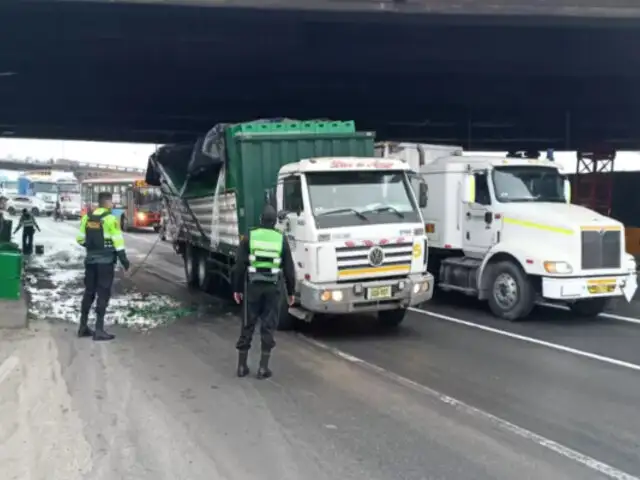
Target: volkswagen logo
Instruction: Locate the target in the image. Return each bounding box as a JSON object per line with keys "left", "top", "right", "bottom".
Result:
{"left": 368, "top": 247, "right": 385, "bottom": 267}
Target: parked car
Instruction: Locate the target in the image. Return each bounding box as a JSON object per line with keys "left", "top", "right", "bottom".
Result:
{"left": 5, "top": 195, "right": 52, "bottom": 216}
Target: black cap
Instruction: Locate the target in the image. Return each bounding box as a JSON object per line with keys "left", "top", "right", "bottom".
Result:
{"left": 260, "top": 204, "right": 277, "bottom": 228}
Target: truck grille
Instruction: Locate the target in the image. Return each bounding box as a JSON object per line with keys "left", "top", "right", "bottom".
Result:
{"left": 581, "top": 230, "right": 621, "bottom": 270}
{"left": 336, "top": 242, "right": 414, "bottom": 280}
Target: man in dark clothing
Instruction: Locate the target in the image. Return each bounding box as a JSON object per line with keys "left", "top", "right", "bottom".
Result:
{"left": 232, "top": 204, "right": 295, "bottom": 379}
{"left": 13, "top": 208, "right": 40, "bottom": 254}
{"left": 76, "top": 192, "right": 130, "bottom": 341}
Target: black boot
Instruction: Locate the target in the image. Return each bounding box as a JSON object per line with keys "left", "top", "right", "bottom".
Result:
{"left": 236, "top": 351, "right": 250, "bottom": 378}
{"left": 77, "top": 313, "right": 94, "bottom": 338}
{"left": 93, "top": 313, "right": 115, "bottom": 342}
{"left": 256, "top": 352, "right": 272, "bottom": 379}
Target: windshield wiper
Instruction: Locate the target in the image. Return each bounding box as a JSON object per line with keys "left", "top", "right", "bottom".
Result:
{"left": 363, "top": 205, "right": 405, "bottom": 218}
{"left": 316, "top": 208, "right": 369, "bottom": 221}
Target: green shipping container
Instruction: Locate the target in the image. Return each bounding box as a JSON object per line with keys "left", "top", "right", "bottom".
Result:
{"left": 227, "top": 131, "right": 375, "bottom": 237}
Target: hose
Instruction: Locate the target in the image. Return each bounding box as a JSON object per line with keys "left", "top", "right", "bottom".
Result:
{"left": 120, "top": 232, "right": 164, "bottom": 280}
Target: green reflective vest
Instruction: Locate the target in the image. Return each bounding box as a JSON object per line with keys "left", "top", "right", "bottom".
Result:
{"left": 248, "top": 228, "right": 283, "bottom": 281}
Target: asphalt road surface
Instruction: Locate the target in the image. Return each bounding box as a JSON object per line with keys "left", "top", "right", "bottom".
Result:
{"left": 1, "top": 217, "right": 639, "bottom": 480}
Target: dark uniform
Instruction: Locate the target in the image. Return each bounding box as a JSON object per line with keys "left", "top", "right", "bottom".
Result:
{"left": 13, "top": 209, "right": 40, "bottom": 254}
{"left": 76, "top": 206, "right": 130, "bottom": 341}
{"left": 233, "top": 205, "right": 295, "bottom": 379}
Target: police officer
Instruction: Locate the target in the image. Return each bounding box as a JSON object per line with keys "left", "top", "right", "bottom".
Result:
{"left": 13, "top": 208, "right": 41, "bottom": 254}
{"left": 76, "top": 191, "right": 130, "bottom": 341}
{"left": 233, "top": 204, "right": 295, "bottom": 379}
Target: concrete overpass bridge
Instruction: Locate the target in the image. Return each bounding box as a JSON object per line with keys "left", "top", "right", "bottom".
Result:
{"left": 0, "top": 157, "right": 145, "bottom": 182}
{"left": 1, "top": 1, "right": 640, "bottom": 150}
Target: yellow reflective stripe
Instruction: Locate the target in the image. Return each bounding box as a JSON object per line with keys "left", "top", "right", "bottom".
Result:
{"left": 503, "top": 217, "right": 573, "bottom": 235}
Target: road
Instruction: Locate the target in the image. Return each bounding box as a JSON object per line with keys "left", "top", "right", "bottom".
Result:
{"left": 1, "top": 217, "right": 639, "bottom": 480}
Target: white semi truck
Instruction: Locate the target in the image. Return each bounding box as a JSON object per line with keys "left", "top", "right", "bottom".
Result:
{"left": 148, "top": 120, "right": 434, "bottom": 329}
{"left": 377, "top": 142, "right": 638, "bottom": 320}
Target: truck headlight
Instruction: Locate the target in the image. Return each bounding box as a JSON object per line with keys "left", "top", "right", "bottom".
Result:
{"left": 543, "top": 261, "right": 572, "bottom": 274}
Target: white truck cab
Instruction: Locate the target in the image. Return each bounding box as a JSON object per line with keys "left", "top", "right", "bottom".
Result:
{"left": 378, "top": 142, "right": 637, "bottom": 320}
{"left": 275, "top": 156, "right": 434, "bottom": 327}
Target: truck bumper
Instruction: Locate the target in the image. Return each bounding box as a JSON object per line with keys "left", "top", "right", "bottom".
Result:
{"left": 542, "top": 272, "right": 638, "bottom": 302}
{"left": 299, "top": 273, "right": 434, "bottom": 314}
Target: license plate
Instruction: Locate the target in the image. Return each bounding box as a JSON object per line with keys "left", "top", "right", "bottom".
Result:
{"left": 367, "top": 286, "right": 392, "bottom": 300}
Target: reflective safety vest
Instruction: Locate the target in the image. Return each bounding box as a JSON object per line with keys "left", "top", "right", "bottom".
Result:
{"left": 76, "top": 208, "right": 126, "bottom": 263}
{"left": 248, "top": 228, "right": 284, "bottom": 282}
{"left": 84, "top": 210, "right": 112, "bottom": 252}
{"left": 22, "top": 214, "right": 35, "bottom": 228}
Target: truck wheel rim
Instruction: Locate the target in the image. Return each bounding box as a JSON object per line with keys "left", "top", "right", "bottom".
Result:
{"left": 494, "top": 273, "right": 518, "bottom": 310}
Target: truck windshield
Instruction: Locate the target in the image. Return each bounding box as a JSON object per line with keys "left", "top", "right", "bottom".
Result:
{"left": 306, "top": 171, "right": 420, "bottom": 228}
{"left": 492, "top": 166, "right": 566, "bottom": 203}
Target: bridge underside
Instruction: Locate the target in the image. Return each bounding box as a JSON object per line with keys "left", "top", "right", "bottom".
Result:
{"left": 1, "top": 2, "right": 640, "bottom": 149}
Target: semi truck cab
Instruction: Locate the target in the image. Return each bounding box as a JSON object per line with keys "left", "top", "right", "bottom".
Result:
{"left": 379, "top": 142, "right": 637, "bottom": 320}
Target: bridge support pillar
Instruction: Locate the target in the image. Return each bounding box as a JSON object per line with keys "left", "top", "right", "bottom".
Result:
{"left": 574, "top": 148, "right": 616, "bottom": 215}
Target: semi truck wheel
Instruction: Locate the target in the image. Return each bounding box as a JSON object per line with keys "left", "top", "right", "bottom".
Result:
{"left": 486, "top": 261, "right": 535, "bottom": 321}
{"left": 183, "top": 245, "right": 199, "bottom": 288}
{"left": 569, "top": 298, "right": 609, "bottom": 318}
{"left": 377, "top": 308, "right": 407, "bottom": 327}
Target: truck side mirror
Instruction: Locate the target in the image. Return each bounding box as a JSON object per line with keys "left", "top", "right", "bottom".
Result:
{"left": 418, "top": 182, "right": 428, "bottom": 208}
{"left": 564, "top": 179, "right": 571, "bottom": 203}
{"left": 461, "top": 175, "right": 476, "bottom": 203}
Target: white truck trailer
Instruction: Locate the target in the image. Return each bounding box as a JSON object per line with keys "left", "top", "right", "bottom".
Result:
{"left": 377, "top": 142, "right": 638, "bottom": 320}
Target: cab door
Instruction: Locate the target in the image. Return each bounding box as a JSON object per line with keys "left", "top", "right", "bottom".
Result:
{"left": 462, "top": 170, "right": 496, "bottom": 257}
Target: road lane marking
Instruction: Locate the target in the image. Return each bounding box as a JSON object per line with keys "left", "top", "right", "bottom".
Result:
{"left": 0, "top": 356, "right": 20, "bottom": 387}
{"left": 301, "top": 335, "right": 640, "bottom": 480}
{"left": 410, "top": 308, "right": 640, "bottom": 373}
{"left": 538, "top": 302, "right": 640, "bottom": 326}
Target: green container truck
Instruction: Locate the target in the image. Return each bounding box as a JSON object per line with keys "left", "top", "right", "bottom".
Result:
{"left": 147, "top": 119, "right": 434, "bottom": 330}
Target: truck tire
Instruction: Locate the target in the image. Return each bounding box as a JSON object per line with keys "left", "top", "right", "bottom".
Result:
{"left": 153, "top": 225, "right": 161, "bottom": 233}
{"left": 377, "top": 308, "right": 407, "bottom": 327}
{"left": 196, "top": 251, "right": 210, "bottom": 292}
{"left": 569, "top": 298, "right": 609, "bottom": 318}
{"left": 183, "top": 245, "right": 199, "bottom": 288}
{"left": 31, "top": 207, "right": 40, "bottom": 216}
{"left": 486, "top": 261, "right": 535, "bottom": 321}
{"left": 121, "top": 215, "right": 129, "bottom": 232}
{"left": 7, "top": 207, "right": 15, "bottom": 215}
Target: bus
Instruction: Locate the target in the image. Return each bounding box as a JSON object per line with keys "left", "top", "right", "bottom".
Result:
{"left": 81, "top": 177, "right": 162, "bottom": 231}
{"left": 17, "top": 175, "right": 80, "bottom": 203}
